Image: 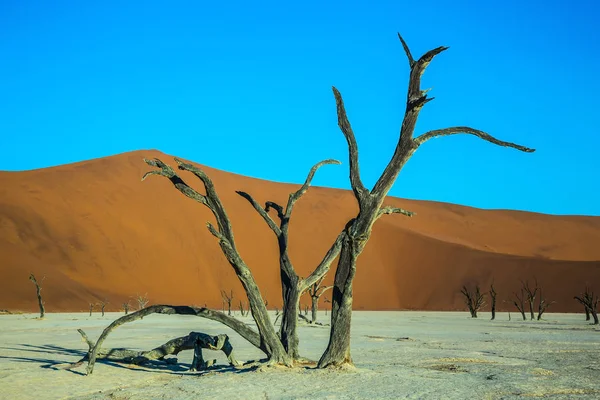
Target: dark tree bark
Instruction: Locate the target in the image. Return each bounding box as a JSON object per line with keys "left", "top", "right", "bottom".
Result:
{"left": 28, "top": 274, "right": 45, "bottom": 319}
{"left": 489, "top": 283, "right": 497, "bottom": 321}
{"left": 522, "top": 280, "right": 538, "bottom": 320}
{"left": 318, "top": 33, "right": 534, "bottom": 368}
{"left": 537, "top": 288, "right": 554, "bottom": 320}
{"left": 60, "top": 328, "right": 240, "bottom": 372}
{"left": 84, "top": 305, "right": 261, "bottom": 374}
{"left": 513, "top": 289, "right": 527, "bottom": 321}
{"left": 460, "top": 285, "right": 485, "bottom": 318}
{"left": 236, "top": 159, "right": 344, "bottom": 360}
{"left": 575, "top": 287, "right": 599, "bottom": 325}
{"left": 221, "top": 290, "right": 234, "bottom": 316}
{"left": 89, "top": 303, "right": 94, "bottom": 317}
{"left": 307, "top": 277, "right": 333, "bottom": 323}
{"left": 143, "top": 158, "right": 291, "bottom": 366}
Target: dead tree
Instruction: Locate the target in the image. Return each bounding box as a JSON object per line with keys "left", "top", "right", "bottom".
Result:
{"left": 28, "top": 274, "right": 45, "bottom": 318}
{"left": 307, "top": 277, "right": 333, "bottom": 323}
{"left": 460, "top": 285, "right": 485, "bottom": 318}
{"left": 89, "top": 303, "right": 94, "bottom": 317}
{"left": 221, "top": 290, "right": 234, "bottom": 316}
{"left": 62, "top": 327, "right": 241, "bottom": 372}
{"left": 513, "top": 289, "right": 527, "bottom": 321}
{"left": 239, "top": 300, "right": 248, "bottom": 317}
{"left": 122, "top": 301, "right": 130, "bottom": 315}
{"left": 100, "top": 300, "right": 108, "bottom": 317}
{"left": 317, "top": 33, "right": 534, "bottom": 368}
{"left": 575, "top": 287, "right": 599, "bottom": 325}
{"left": 522, "top": 280, "right": 538, "bottom": 320}
{"left": 236, "top": 159, "right": 345, "bottom": 359}
{"left": 537, "top": 288, "right": 554, "bottom": 320}
{"left": 135, "top": 294, "right": 149, "bottom": 310}
{"left": 143, "top": 158, "right": 292, "bottom": 366}
{"left": 489, "top": 283, "right": 497, "bottom": 321}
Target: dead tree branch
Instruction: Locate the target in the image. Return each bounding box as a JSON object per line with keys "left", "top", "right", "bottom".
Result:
{"left": 135, "top": 294, "right": 149, "bottom": 310}
{"left": 28, "top": 274, "right": 45, "bottom": 318}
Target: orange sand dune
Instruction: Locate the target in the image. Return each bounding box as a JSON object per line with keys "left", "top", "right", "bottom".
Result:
{"left": 1, "top": 150, "right": 599, "bottom": 313}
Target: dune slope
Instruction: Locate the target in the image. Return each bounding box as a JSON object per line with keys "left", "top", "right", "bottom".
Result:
{"left": 1, "top": 150, "right": 599, "bottom": 313}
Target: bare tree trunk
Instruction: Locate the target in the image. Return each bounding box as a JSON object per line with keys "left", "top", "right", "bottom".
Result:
{"left": 278, "top": 276, "right": 301, "bottom": 359}
{"left": 29, "top": 274, "right": 45, "bottom": 318}
{"left": 311, "top": 296, "right": 318, "bottom": 323}
{"left": 89, "top": 303, "right": 94, "bottom": 317}
{"left": 318, "top": 239, "right": 359, "bottom": 368}
{"left": 490, "top": 283, "right": 497, "bottom": 321}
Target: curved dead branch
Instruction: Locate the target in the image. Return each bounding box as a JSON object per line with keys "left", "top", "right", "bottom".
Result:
{"left": 414, "top": 127, "right": 535, "bottom": 153}
{"left": 85, "top": 305, "right": 260, "bottom": 375}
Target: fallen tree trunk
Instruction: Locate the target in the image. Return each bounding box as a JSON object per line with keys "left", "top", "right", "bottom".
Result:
{"left": 60, "top": 329, "right": 240, "bottom": 371}
{"left": 84, "top": 305, "right": 260, "bottom": 375}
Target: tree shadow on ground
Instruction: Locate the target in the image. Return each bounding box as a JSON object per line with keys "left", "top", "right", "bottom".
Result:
{"left": 0, "top": 343, "right": 270, "bottom": 376}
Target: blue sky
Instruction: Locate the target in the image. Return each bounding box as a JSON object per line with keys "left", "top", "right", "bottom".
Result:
{"left": 1, "top": 1, "right": 598, "bottom": 216}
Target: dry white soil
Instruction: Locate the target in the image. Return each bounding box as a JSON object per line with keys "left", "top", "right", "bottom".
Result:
{"left": 1, "top": 311, "right": 599, "bottom": 399}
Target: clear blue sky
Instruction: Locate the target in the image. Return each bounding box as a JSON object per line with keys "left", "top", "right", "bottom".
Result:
{"left": 1, "top": 1, "right": 598, "bottom": 216}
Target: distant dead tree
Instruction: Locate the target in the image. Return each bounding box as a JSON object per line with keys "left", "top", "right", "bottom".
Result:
{"left": 221, "top": 290, "right": 234, "bottom": 316}
{"left": 135, "top": 294, "right": 149, "bottom": 310}
{"left": 512, "top": 289, "right": 527, "bottom": 321}
{"left": 122, "top": 301, "right": 130, "bottom": 315}
{"left": 537, "top": 289, "right": 554, "bottom": 320}
{"left": 238, "top": 300, "right": 248, "bottom": 317}
{"left": 522, "top": 280, "right": 538, "bottom": 320}
{"left": 489, "top": 283, "right": 497, "bottom": 321}
{"left": 89, "top": 303, "right": 94, "bottom": 317}
{"left": 100, "top": 300, "right": 108, "bottom": 317}
{"left": 324, "top": 297, "right": 330, "bottom": 316}
{"left": 28, "top": 274, "right": 45, "bottom": 318}
{"left": 306, "top": 277, "right": 333, "bottom": 323}
{"left": 303, "top": 304, "right": 309, "bottom": 316}
{"left": 460, "top": 285, "right": 485, "bottom": 318}
{"left": 575, "top": 287, "right": 599, "bottom": 325}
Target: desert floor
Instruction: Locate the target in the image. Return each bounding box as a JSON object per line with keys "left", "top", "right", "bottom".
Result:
{"left": 1, "top": 311, "right": 599, "bottom": 399}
